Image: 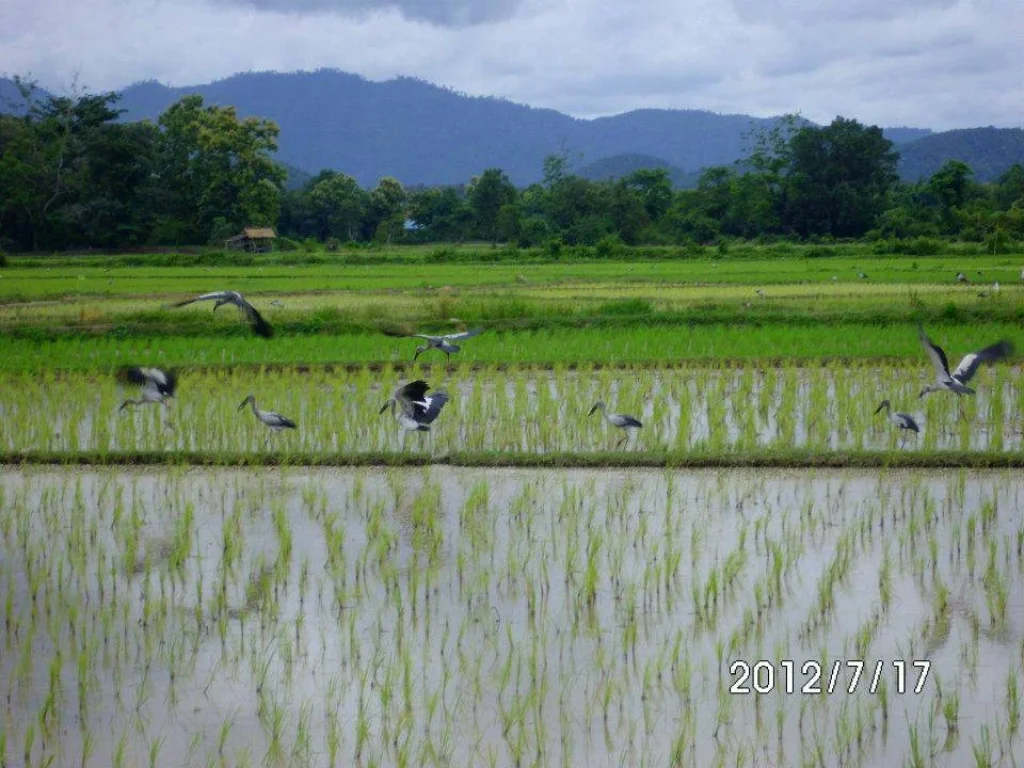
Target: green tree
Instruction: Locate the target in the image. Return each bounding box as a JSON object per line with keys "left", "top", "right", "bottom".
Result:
{"left": 368, "top": 176, "right": 406, "bottom": 243}
{"left": 308, "top": 171, "right": 367, "bottom": 241}
{"left": 156, "top": 95, "right": 285, "bottom": 242}
{"left": 782, "top": 117, "right": 898, "bottom": 237}
{"left": 621, "top": 168, "right": 672, "bottom": 221}
{"left": 468, "top": 168, "right": 517, "bottom": 245}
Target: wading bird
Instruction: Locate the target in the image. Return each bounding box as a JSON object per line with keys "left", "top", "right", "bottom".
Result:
{"left": 117, "top": 367, "right": 177, "bottom": 411}
{"left": 237, "top": 394, "right": 296, "bottom": 446}
{"left": 379, "top": 380, "right": 450, "bottom": 438}
{"left": 172, "top": 291, "right": 273, "bottom": 338}
{"left": 385, "top": 328, "right": 484, "bottom": 367}
{"left": 589, "top": 401, "right": 642, "bottom": 448}
{"left": 874, "top": 399, "right": 920, "bottom": 447}
{"left": 917, "top": 325, "right": 1014, "bottom": 418}
{"left": 956, "top": 272, "right": 969, "bottom": 284}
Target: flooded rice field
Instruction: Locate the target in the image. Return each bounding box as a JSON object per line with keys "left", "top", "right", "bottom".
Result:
{"left": 0, "top": 364, "right": 1022, "bottom": 456}
{"left": 2, "top": 465, "right": 1023, "bottom": 766}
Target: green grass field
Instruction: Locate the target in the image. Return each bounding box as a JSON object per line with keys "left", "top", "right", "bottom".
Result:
{"left": 4, "top": 248, "right": 1024, "bottom": 767}
{"left": 0, "top": 247, "right": 1021, "bottom": 462}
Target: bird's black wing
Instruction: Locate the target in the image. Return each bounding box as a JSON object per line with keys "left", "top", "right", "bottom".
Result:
{"left": 898, "top": 413, "right": 921, "bottom": 433}
{"left": 414, "top": 391, "right": 450, "bottom": 424}
{"left": 917, "top": 326, "right": 950, "bottom": 377}
{"left": 398, "top": 380, "right": 431, "bottom": 403}
{"left": 117, "top": 367, "right": 147, "bottom": 387}
{"left": 158, "top": 369, "right": 178, "bottom": 397}
{"left": 271, "top": 412, "right": 297, "bottom": 429}
{"left": 243, "top": 303, "right": 274, "bottom": 338}
{"left": 952, "top": 340, "right": 1014, "bottom": 384}
{"left": 621, "top": 415, "right": 643, "bottom": 428}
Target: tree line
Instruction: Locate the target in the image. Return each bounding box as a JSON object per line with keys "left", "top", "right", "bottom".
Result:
{"left": 2, "top": 82, "right": 1022, "bottom": 252}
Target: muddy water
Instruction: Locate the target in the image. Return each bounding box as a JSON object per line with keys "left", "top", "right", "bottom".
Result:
{"left": 1, "top": 466, "right": 1022, "bottom": 766}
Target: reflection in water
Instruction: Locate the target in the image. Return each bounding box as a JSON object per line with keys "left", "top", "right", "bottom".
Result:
{"left": 1, "top": 466, "right": 1022, "bottom": 766}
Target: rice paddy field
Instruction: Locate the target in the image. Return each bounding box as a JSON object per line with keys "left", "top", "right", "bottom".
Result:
{"left": 2, "top": 247, "right": 1024, "bottom": 766}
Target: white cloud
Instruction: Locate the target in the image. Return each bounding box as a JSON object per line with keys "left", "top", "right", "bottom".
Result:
{"left": 0, "top": 0, "right": 1021, "bottom": 129}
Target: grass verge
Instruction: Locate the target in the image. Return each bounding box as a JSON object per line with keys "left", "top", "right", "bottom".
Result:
{"left": 5, "top": 449, "right": 1024, "bottom": 469}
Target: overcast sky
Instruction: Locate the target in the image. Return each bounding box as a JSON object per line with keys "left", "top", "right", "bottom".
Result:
{"left": 2, "top": 0, "right": 1022, "bottom": 129}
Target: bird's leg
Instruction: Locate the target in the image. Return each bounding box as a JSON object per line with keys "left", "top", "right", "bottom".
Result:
{"left": 617, "top": 433, "right": 627, "bottom": 449}
{"left": 264, "top": 431, "right": 273, "bottom": 449}
{"left": 957, "top": 397, "right": 966, "bottom": 421}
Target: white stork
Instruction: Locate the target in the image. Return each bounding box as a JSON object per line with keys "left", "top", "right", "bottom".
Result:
{"left": 589, "top": 401, "right": 643, "bottom": 448}
{"left": 874, "top": 400, "right": 920, "bottom": 447}
{"left": 385, "top": 328, "right": 484, "bottom": 367}
{"left": 172, "top": 291, "right": 273, "bottom": 338}
{"left": 238, "top": 394, "right": 297, "bottom": 446}
{"left": 917, "top": 325, "right": 1013, "bottom": 417}
{"left": 379, "top": 380, "right": 450, "bottom": 436}
{"left": 117, "top": 367, "right": 177, "bottom": 411}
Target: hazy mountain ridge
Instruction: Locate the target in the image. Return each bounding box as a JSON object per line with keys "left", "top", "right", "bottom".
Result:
{"left": 110, "top": 70, "right": 789, "bottom": 185}
{"left": 575, "top": 153, "right": 700, "bottom": 188}
{"left": 2, "top": 70, "right": 1021, "bottom": 186}
{"left": 896, "top": 127, "right": 1024, "bottom": 182}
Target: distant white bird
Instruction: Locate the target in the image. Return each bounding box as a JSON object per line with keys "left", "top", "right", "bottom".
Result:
{"left": 385, "top": 328, "right": 484, "bottom": 366}
{"left": 379, "top": 380, "right": 450, "bottom": 435}
{"left": 917, "top": 325, "right": 1014, "bottom": 417}
{"left": 118, "top": 367, "right": 177, "bottom": 411}
{"left": 956, "top": 272, "right": 969, "bottom": 284}
{"left": 755, "top": 289, "right": 765, "bottom": 297}
{"left": 238, "top": 394, "right": 297, "bottom": 446}
{"left": 858, "top": 272, "right": 868, "bottom": 280}
{"left": 589, "top": 401, "right": 643, "bottom": 448}
{"left": 172, "top": 291, "right": 273, "bottom": 338}
{"left": 874, "top": 399, "right": 920, "bottom": 447}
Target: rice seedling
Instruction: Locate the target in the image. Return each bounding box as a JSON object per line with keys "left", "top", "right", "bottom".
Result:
{"left": 0, "top": 464, "right": 1019, "bottom": 765}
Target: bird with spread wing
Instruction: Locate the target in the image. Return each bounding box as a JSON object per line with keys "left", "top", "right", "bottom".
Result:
{"left": 172, "top": 291, "right": 273, "bottom": 338}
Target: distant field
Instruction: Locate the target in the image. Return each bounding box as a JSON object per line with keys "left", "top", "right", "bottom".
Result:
{"left": 0, "top": 253, "right": 1021, "bottom": 352}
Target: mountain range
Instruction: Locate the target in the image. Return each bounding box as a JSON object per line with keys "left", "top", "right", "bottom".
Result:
{"left": 2, "top": 69, "right": 1022, "bottom": 187}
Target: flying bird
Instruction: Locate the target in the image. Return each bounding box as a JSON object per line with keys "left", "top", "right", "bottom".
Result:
{"left": 172, "top": 291, "right": 273, "bottom": 338}
{"left": 238, "top": 394, "right": 297, "bottom": 446}
{"left": 917, "top": 325, "right": 1013, "bottom": 417}
{"left": 874, "top": 399, "right": 919, "bottom": 447}
{"left": 379, "top": 380, "right": 450, "bottom": 434}
{"left": 117, "top": 367, "right": 177, "bottom": 411}
{"left": 384, "top": 328, "right": 484, "bottom": 367}
{"left": 589, "top": 401, "right": 643, "bottom": 448}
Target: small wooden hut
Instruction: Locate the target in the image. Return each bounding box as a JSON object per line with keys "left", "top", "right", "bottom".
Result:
{"left": 225, "top": 227, "right": 277, "bottom": 253}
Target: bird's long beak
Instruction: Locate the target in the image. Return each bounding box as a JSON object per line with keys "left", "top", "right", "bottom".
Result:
{"left": 379, "top": 401, "right": 391, "bottom": 415}
{"left": 237, "top": 400, "right": 247, "bottom": 412}
{"left": 917, "top": 389, "right": 927, "bottom": 399}
{"left": 873, "top": 403, "right": 885, "bottom": 415}
{"left": 588, "top": 405, "right": 598, "bottom": 417}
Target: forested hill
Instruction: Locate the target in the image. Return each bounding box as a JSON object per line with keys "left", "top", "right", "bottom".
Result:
{"left": 576, "top": 154, "right": 700, "bottom": 188}
{"left": 897, "top": 127, "right": 1024, "bottom": 182}
{"left": 3, "top": 70, "right": 1022, "bottom": 187}
{"left": 112, "top": 70, "right": 785, "bottom": 186}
